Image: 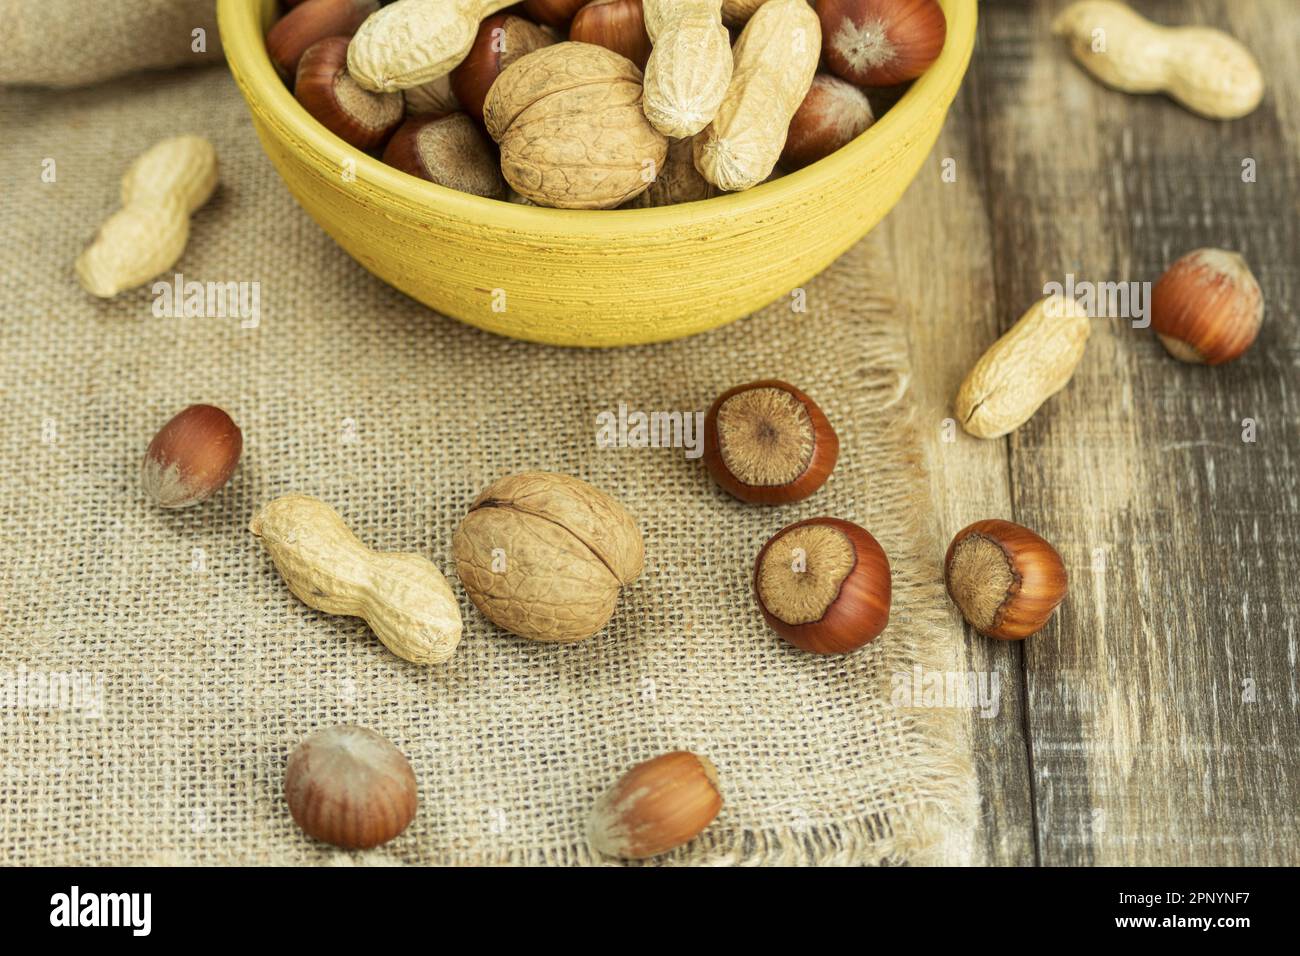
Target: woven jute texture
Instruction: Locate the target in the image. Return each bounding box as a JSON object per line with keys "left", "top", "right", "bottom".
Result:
{"left": 0, "top": 65, "right": 976, "bottom": 866}
{"left": 0, "top": 0, "right": 221, "bottom": 88}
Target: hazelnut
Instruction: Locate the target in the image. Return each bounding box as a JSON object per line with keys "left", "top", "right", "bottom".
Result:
{"left": 944, "top": 519, "right": 1067, "bottom": 640}
{"left": 570, "top": 0, "right": 652, "bottom": 70}
{"left": 141, "top": 404, "right": 242, "bottom": 509}
{"left": 452, "top": 471, "right": 644, "bottom": 643}
{"left": 703, "top": 380, "right": 839, "bottom": 505}
{"left": 449, "top": 13, "right": 556, "bottom": 124}
{"left": 382, "top": 113, "right": 507, "bottom": 198}
{"left": 1151, "top": 248, "right": 1264, "bottom": 365}
{"left": 266, "top": 0, "right": 379, "bottom": 81}
{"left": 754, "top": 517, "right": 891, "bottom": 654}
{"left": 588, "top": 751, "right": 722, "bottom": 860}
{"left": 284, "top": 725, "right": 418, "bottom": 849}
{"left": 816, "top": 0, "right": 948, "bottom": 88}
{"left": 522, "top": 0, "right": 588, "bottom": 27}
{"left": 403, "top": 75, "right": 459, "bottom": 117}
{"left": 781, "top": 74, "right": 876, "bottom": 170}
{"left": 295, "top": 36, "right": 404, "bottom": 151}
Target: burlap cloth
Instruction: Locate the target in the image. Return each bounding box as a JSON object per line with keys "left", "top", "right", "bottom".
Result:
{"left": 0, "top": 0, "right": 221, "bottom": 87}
{"left": 0, "top": 62, "right": 976, "bottom": 865}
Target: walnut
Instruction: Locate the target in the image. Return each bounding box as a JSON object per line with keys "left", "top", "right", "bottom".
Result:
{"left": 482, "top": 42, "right": 668, "bottom": 209}
{"left": 452, "top": 472, "right": 644, "bottom": 642}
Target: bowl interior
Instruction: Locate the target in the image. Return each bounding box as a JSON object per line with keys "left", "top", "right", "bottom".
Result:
{"left": 221, "top": 0, "right": 977, "bottom": 236}
{"left": 218, "top": 0, "right": 976, "bottom": 344}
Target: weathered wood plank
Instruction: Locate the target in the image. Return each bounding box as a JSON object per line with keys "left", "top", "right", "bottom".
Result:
{"left": 882, "top": 11, "right": 1036, "bottom": 864}
{"left": 963, "top": 0, "right": 1300, "bottom": 864}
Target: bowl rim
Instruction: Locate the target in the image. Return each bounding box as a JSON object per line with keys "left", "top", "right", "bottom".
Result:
{"left": 218, "top": 0, "right": 977, "bottom": 233}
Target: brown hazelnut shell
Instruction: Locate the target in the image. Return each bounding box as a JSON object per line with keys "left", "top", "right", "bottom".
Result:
{"left": 522, "top": 0, "right": 588, "bottom": 27}
{"left": 267, "top": 0, "right": 379, "bottom": 81}
{"left": 754, "top": 517, "right": 891, "bottom": 654}
{"left": 1150, "top": 248, "right": 1264, "bottom": 365}
{"left": 141, "top": 404, "right": 242, "bottom": 509}
{"left": 381, "top": 112, "right": 507, "bottom": 198}
{"left": 816, "top": 0, "right": 948, "bottom": 88}
{"left": 295, "top": 36, "right": 404, "bottom": 151}
{"left": 450, "top": 13, "right": 557, "bottom": 122}
{"left": 587, "top": 751, "right": 722, "bottom": 859}
{"left": 284, "top": 725, "right": 418, "bottom": 850}
{"left": 782, "top": 73, "right": 876, "bottom": 170}
{"left": 703, "top": 379, "right": 839, "bottom": 505}
{"left": 944, "top": 519, "right": 1067, "bottom": 640}
{"left": 570, "top": 0, "right": 652, "bottom": 70}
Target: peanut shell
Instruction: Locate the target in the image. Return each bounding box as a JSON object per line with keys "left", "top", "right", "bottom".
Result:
{"left": 954, "top": 294, "right": 1091, "bottom": 439}
{"left": 250, "top": 494, "right": 463, "bottom": 665}
{"left": 694, "top": 0, "right": 820, "bottom": 191}
{"left": 641, "top": 0, "right": 733, "bottom": 138}
{"left": 1053, "top": 0, "right": 1263, "bottom": 120}
{"left": 347, "top": 0, "right": 517, "bottom": 92}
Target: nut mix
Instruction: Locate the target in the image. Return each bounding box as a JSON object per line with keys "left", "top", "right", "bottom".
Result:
{"left": 94, "top": 0, "right": 1269, "bottom": 861}
{"left": 264, "top": 0, "right": 950, "bottom": 207}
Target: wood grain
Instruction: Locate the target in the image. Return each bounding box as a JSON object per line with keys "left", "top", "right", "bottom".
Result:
{"left": 882, "top": 65, "right": 1033, "bottom": 864}
{"left": 889, "top": 0, "right": 1299, "bottom": 864}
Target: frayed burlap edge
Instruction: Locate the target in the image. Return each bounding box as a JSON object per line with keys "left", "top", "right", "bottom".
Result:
{"left": 131, "top": 253, "right": 977, "bottom": 869}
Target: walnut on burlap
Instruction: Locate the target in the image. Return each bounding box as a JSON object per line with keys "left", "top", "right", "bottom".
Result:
{"left": 0, "top": 65, "right": 976, "bottom": 866}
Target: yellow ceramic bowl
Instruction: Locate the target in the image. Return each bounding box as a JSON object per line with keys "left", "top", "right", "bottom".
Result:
{"left": 219, "top": 0, "right": 976, "bottom": 347}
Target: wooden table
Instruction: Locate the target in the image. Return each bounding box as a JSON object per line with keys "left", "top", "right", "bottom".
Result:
{"left": 881, "top": 0, "right": 1299, "bottom": 865}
